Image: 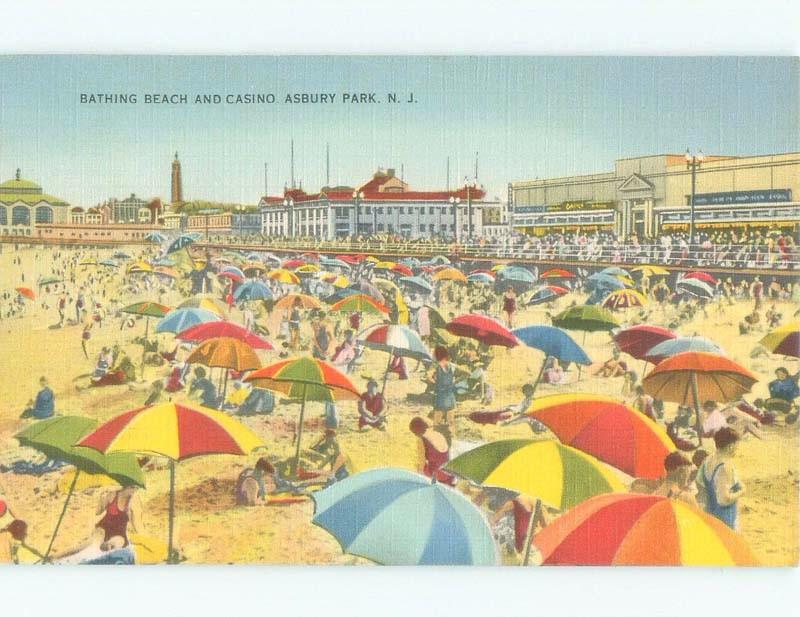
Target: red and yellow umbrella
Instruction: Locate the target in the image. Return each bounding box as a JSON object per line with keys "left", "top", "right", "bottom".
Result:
{"left": 274, "top": 293, "right": 321, "bottom": 311}
{"left": 330, "top": 293, "right": 389, "bottom": 315}
{"left": 78, "top": 402, "right": 264, "bottom": 562}
{"left": 534, "top": 493, "right": 757, "bottom": 565}
{"left": 246, "top": 357, "right": 360, "bottom": 473}
{"left": 525, "top": 393, "right": 674, "bottom": 480}
{"left": 178, "top": 321, "right": 273, "bottom": 350}
{"left": 540, "top": 268, "right": 574, "bottom": 279}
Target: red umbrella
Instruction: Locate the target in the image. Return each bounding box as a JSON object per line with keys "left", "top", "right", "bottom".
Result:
{"left": 445, "top": 314, "right": 518, "bottom": 348}
{"left": 682, "top": 271, "right": 718, "bottom": 285}
{"left": 178, "top": 321, "right": 274, "bottom": 350}
{"left": 392, "top": 263, "right": 414, "bottom": 277}
{"left": 541, "top": 268, "right": 574, "bottom": 279}
{"left": 525, "top": 393, "right": 674, "bottom": 480}
{"left": 613, "top": 325, "right": 676, "bottom": 361}
{"left": 282, "top": 259, "right": 307, "bottom": 269}
{"left": 15, "top": 286, "right": 35, "bottom": 300}
{"left": 217, "top": 271, "right": 244, "bottom": 284}
{"left": 336, "top": 254, "right": 364, "bottom": 264}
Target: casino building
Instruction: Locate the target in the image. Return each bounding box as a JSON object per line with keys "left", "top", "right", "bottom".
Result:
{"left": 259, "top": 168, "right": 503, "bottom": 241}
{"left": 0, "top": 169, "right": 70, "bottom": 235}
{"left": 510, "top": 152, "right": 800, "bottom": 239}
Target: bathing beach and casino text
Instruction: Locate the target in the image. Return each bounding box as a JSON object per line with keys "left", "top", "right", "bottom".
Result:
{"left": 79, "top": 92, "right": 417, "bottom": 105}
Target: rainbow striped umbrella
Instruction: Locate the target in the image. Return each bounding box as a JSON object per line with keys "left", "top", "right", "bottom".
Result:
{"left": 358, "top": 323, "right": 432, "bottom": 394}
{"left": 330, "top": 293, "right": 389, "bottom": 315}
{"left": 760, "top": 321, "right": 800, "bottom": 358}
{"left": 78, "top": 402, "right": 263, "bottom": 563}
{"left": 525, "top": 393, "right": 674, "bottom": 480}
{"left": 245, "top": 357, "right": 360, "bottom": 473}
{"left": 178, "top": 295, "right": 227, "bottom": 316}
{"left": 533, "top": 493, "right": 757, "bottom": 565}
{"left": 312, "top": 468, "right": 497, "bottom": 565}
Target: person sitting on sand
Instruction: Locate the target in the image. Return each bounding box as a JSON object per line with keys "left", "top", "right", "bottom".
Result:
{"left": 593, "top": 347, "right": 628, "bottom": 378}
{"left": 143, "top": 380, "right": 165, "bottom": 406}
{"left": 189, "top": 367, "right": 219, "bottom": 408}
{"left": 501, "top": 384, "right": 547, "bottom": 433}
{"left": 91, "top": 347, "right": 113, "bottom": 382}
{"left": 652, "top": 452, "right": 699, "bottom": 507}
{"left": 309, "top": 429, "right": 350, "bottom": 485}
{"left": 358, "top": 380, "right": 387, "bottom": 431}
{"left": 165, "top": 360, "right": 188, "bottom": 393}
{"left": 632, "top": 385, "right": 658, "bottom": 422}
{"left": 767, "top": 367, "right": 799, "bottom": 417}
{"left": 489, "top": 493, "right": 550, "bottom": 560}
{"left": 542, "top": 357, "right": 565, "bottom": 385}
{"left": 53, "top": 484, "right": 141, "bottom": 565}
{"left": 697, "top": 428, "right": 745, "bottom": 530}
{"left": 409, "top": 417, "right": 456, "bottom": 486}
{"left": 236, "top": 458, "right": 279, "bottom": 506}
{"left": 20, "top": 376, "right": 55, "bottom": 420}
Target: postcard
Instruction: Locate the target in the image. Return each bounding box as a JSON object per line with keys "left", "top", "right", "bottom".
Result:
{"left": 0, "top": 56, "right": 797, "bottom": 566}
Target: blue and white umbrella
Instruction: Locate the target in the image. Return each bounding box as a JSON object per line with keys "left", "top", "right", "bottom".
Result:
{"left": 156, "top": 308, "right": 221, "bottom": 334}
{"left": 320, "top": 257, "right": 351, "bottom": 271}
{"left": 312, "top": 468, "right": 498, "bottom": 566}
{"left": 467, "top": 272, "right": 494, "bottom": 285}
{"left": 220, "top": 265, "right": 246, "bottom": 279}
{"left": 233, "top": 280, "right": 273, "bottom": 302}
{"left": 399, "top": 276, "right": 434, "bottom": 294}
{"left": 599, "top": 266, "right": 630, "bottom": 278}
{"left": 586, "top": 273, "right": 626, "bottom": 291}
{"left": 676, "top": 278, "right": 715, "bottom": 299}
{"left": 497, "top": 266, "right": 536, "bottom": 284}
{"left": 646, "top": 336, "right": 723, "bottom": 362}
{"left": 166, "top": 235, "right": 196, "bottom": 254}
{"left": 144, "top": 231, "right": 167, "bottom": 243}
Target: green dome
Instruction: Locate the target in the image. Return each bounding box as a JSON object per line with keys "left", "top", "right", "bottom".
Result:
{"left": 0, "top": 178, "right": 41, "bottom": 191}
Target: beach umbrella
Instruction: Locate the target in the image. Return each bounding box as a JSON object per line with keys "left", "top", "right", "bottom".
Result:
{"left": 613, "top": 325, "right": 676, "bottom": 361}
{"left": 154, "top": 266, "right": 178, "bottom": 279}
{"left": 467, "top": 272, "right": 495, "bottom": 285}
{"left": 144, "top": 231, "right": 167, "bottom": 243}
{"left": 552, "top": 305, "right": 619, "bottom": 333}
{"left": 446, "top": 313, "right": 518, "bottom": 348}
{"left": 242, "top": 262, "right": 267, "bottom": 275}
{"left": 166, "top": 235, "right": 195, "bottom": 254}
{"left": 358, "top": 323, "right": 432, "bottom": 394}
{"left": 282, "top": 258, "right": 307, "bottom": 269}
{"left": 177, "top": 321, "right": 273, "bottom": 350}
{"left": 335, "top": 254, "right": 363, "bottom": 265}
{"left": 526, "top": 285, "right": 569, "bottom": 305}
{"left": 113, "top": 251, "right": 132, "bottom": 260}
{"left": 122, "top": 301, "right": 173, "bottom": 378}
{"left": 358, "top": 279, "right": 385, "bottom": 303}
{"left": 268, "top": 269, "right": 301, "bottom": 285}
{"left": 312, "top": 468, "right": 497, "bottom": 565}
{"left": 400, "top": 257, "right": 421, "bottom": 268}
{"left": 645, "top": 336, "right": 723, "bottom": 363}
{"left": 321, "top": 273, "right": 350, "bottom": 288}
{"left": 759, "top": 321, "right": 800, "bottom": 358}
{"left": 37, "top": 276, "right": 62, "bottom": 287}
{"left": 156, "top": 307, "right": 221, "bottom": 335}
{"left": 642, "top": 351, "right": 757, "bottom": 445}
{"left": 602, "top": 289, "right": 648, "bottom": 310}
{"left": 512, "top": 325, "right": 591, "bottom": 397}
{"left": 533, "top": 493, "right": 757, "bottom": 565}
{"left": 217, "top": 271, "right": 244, "bottom": 284}
{"left": 540, "top": 268, "right": 574, "bottom": 279}
{"left": 683, "top": 271, "right": 718, "bottom": 286}
{"left": 78, "top": 402, "right": 263, "bottom": 563}
{"left": 275, "top": 293, "right": 321, "bottom": 311}
{"left": 220, "top": 265, "right": 245, "bottom": 279}
{"left": 246, "top": 252, "right": 263, "bottom": 261}
{"left": 324, "top": 287, "right": 361, "bottom": 304}
{"left": 490, "top": 264, "right": 507, "bottom": 273}
{"left": 373, "top": 260, "right": 396, "bottom": 271}
{"left": 79, "top": 259, "right": 98, "bottom": 267}
{"left": 15, "top": 287, "right": 35, "bottom": 300}
{"left": 524, "top": 393, "right": 674, "bottom": 480}
{"left": 371, "top": 278, "right": 400, "bottom": 295}
{"left": 246, "top": 357, "right": 360, "bottom": 473}
{"left": 330, "top": 293, "right": 390, "bottom": 316}
{"left": 585, "top": 273, "right": 626, "bottom": 291}
{"left": 99, "top": 259, "right": 118, "bottom": 268}
{"left": 433, "top": 267, "right": 467, "bottom": 283}
{"left": 320, "top": 257, "right": 351, "bottom": 270}
{"left": 296, "top": 264, "right": 320, "bottom": 274}
{"left": 676, "top": 278, "right": 714, "bottom": 299}
{"left": 497, "top": 266, "right": 536, "bottom": 284}
{"left": 632, "top": 265, "right": 669, "bottom": 276}
{"left": 178, "top": 296, "right": 227, "bottom": 316}
{"left": 16, "top": 416, "right": 145, "bottom": 561}
{"left": 233, "top": 280, "right": 272, "bottom": 302}
{"left": 186, "top": 336, "right": 262, "bottom": 401}
{"left": 399, "top": 276, "right": 434, "bottom": 294}
{"left": 392, "top": 264, "right": 414, "bottom": 277}
{"left": 429, "top": 255, "right": 451, "bottom": 265}
{"left": 599, "top": 266, "right": 630, "bottom": 278}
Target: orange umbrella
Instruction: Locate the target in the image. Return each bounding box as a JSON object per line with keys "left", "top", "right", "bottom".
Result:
{"left": 274, "top": 293, "right": 321, "bottom": 311}
{"left": 433, "top": 267, "right": 467, "bottom": 283}
{"left": 186, "top": 336, "right": 262, "bottom": 402}
{"left": 15, "top": 287, "right": 35, "bottom": 300}
{"left": 642, "top": 351, "right": 757, "bottom": 445}
{"left": 533, "top": 493, "right": 757, "bottom": 565}
{"left": 525, "top": 393, "right": 674, "bottom": 480}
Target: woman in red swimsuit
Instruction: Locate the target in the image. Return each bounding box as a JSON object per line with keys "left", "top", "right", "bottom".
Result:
{"left": 502, "top": 287, "right": 517, "bottom": 328}
{"left": 409, "top": 417, "right": 456, "bottom": 485}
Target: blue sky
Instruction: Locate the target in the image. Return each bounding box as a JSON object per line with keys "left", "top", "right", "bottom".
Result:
{"left": 0, "top": 56, "right": 796, "bottom": 206}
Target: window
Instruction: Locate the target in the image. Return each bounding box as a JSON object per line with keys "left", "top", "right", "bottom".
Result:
{"left": 365, "top": 206, "right": 371, "bottom": 214}
{"left": 429, "top": 207, "right": 435, "bottom": 214}
{"left": 398, "top": 207, "right": 404, "bottom": 214}
{"left": 377, "top": 207, "right": 383, "bottom": 214}
{"left": 0, "top": 207, "right": 6, "bottom": 225}
{"left": 35, "top": 206, "right": 53, "bottom": 224}
{"left": 12, "top": 206, "right": 30, "bottom": 226}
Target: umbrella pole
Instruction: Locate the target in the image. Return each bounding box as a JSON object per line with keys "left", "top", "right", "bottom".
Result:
{"left": 292, "top": 383, "right": 308, "bottom": 476}
{"left": 381, "top": 347, "right": 394, "bottom": 396}
{"left": 521, "top": 498, "right": 542, "bottom": 566}
{"left": 42, "top": 469, "right": 80, "bottom": 562}
{"left": 140, "top": 317, "right": 149, "bottom": 381}
{"left": 168, "top": 459, "right": 176, "bottom": 564}
{"left": 691, "top": 372, "right": 703, "bottom": 446}
{"left": 222, "top": 369, "right": 229, "bottom": 407}
{"left": 578, "top": 331, "right": 587, "bottom": 382}
{"left": 529, "top": 356, "right": 547, "bottom": 400}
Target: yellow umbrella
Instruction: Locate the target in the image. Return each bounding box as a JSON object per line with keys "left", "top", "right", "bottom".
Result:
{"left": 178, "top": 295, "right": 226, "bottom": 316}
{"left": 268, "top": 269, "right": 301, "bottom": 285}
{"left": 321, "top": 273, "right": 351, "bottom": 288}
{"left": 602, "top": 288, "right": 648, "bottom": 309}
{"left": 296, "top": 264, "right": 320, "bottom": 273}
{"left": 633, "top": 265, "right": 669, "bottom": 276}
{"left": 275, "top": 293, "right": 321, "bottom": 310}
{"left": 373, "top": 260, "right": 397, "bottom": 270}
{"left": 433, "top": 267, "right": 468, "bottom": 283}
{"left": 491, "top": 264, "right": 507, "bottom": 272}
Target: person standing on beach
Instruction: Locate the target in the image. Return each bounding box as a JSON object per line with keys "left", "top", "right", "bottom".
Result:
{"left": 427, "top": 346, "right": 458, "bottom": 443}
{"left": 697, "top": 428, "right": 745, "bottom": 530}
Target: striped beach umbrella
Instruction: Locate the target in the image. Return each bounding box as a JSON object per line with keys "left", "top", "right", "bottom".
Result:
{"left": 156, "top": 307, "right": 221, "bottom": 335}
{"left": 602, "top": 288, "right": 648, "bottom": 309}
{"left": 533, "top": 493, "right": 757, "bottom": 565}
{"left": 178, "top": 321, "right": 273, "bottom": 350}
{"left": 330, "top": 293, "right": 389, "bottom": 315}
{"left": 312, "top": 468, "right": 497, "bottom": 565}
{"left": 78, "top": 402, "right": 263, "bottom": 562}
{"left": 178, "top": 295, "right": 227, "bottom": 316}
{"left": 359, "top": 323, "right": 432, "bottom": 394}
{"left": 233, "top": 280, "right": 272, "bottom": 302}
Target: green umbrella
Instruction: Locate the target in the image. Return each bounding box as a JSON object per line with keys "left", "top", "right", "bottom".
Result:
{"left": 121, "top": 301, "right": 172, "bottom": 379}
{"left": 551, "top": 305, "right": 619, "bottom": 332}
{"left": 15, "top": 416, "right": 145, "bottom": 561}
{"left": 37, "top": 276, "right": 63, "bottom": 287}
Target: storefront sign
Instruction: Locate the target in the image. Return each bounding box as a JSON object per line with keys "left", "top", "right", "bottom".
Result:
{"left": 692, "top": 189, "right": 791, "bottom": 206}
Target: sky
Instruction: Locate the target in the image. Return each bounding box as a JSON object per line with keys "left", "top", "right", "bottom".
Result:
{"left": 0, "top": 56, "right": 796, "bottom": 206}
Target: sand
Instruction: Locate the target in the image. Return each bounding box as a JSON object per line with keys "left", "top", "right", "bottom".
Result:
{"left": 0, "top": 243, "right": 797, "bottom": 566}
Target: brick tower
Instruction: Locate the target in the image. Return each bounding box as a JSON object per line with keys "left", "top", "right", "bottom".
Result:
{"left": 171, "top": 152, "right": 183, "bottom": 203}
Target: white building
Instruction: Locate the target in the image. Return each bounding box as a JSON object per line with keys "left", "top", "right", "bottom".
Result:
{"left": 259, "top": 168, "right": 503, "bottom": 241}
{"left": 0, "top": 169, "right": 70, "bottom": 236}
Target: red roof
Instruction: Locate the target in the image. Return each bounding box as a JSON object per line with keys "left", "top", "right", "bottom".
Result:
{"left": 261, "top": 186, "right": 486, "bottom": 205}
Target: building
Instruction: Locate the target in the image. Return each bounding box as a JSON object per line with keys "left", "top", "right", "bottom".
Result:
{"left": 0, "top": 168, "right": 70, "bottom": 235}
{"left": 35, "top": 222, "right": 164, "bottom": 243}
{"left": 185, "top": 208, "right": 260, "bottom": 237}
{"left": 510, "top": 152, "right": 800, "bottom": 239}
{"left": 171, "top": 152, "right": 183, "bottom": 204}
{"left": 259, "top": 168, "right": 502, "bottom": 240}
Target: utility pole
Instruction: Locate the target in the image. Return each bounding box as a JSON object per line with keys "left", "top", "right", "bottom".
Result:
{"left": 685, "top": 149, "right": 704, "bottom": 245}
{"left": 446, "top": 157, "right": 450, "bottom": 192}
{"left": 290, "top": 140, "right": 295, "bottom": 189}
{"left": 475, "top": 151, "right": 479, "bottom": 181}
{"left": 326, "top": 143, "right": 330, "bottom": 186}
{"left": 264, "top": 163, "right": 268, "bottom": 196}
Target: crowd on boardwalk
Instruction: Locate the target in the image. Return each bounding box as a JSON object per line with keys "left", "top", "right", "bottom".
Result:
{"left": 0, "top": 232, "right": 797, "bottom": 566}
